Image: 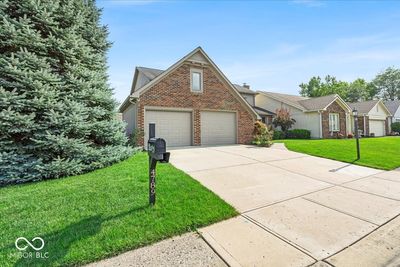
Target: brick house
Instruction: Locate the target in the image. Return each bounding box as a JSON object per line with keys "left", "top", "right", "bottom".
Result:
{"left": 255, "top": 92, "right": 352, "bottom": 138}
{"left": 119, "top": 47, "right": 259, "bottom": 147}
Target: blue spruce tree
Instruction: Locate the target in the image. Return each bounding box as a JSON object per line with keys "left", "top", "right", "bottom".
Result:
{"left": 0, "top": 0, "right": 133, "bottom": 185}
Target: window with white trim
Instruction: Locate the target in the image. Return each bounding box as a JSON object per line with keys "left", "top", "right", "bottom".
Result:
{"left": 329, "top": 113, "right": 340, "bottom": 132}
{"left": 190, "top": 69, "right": 203, "bottom": 92}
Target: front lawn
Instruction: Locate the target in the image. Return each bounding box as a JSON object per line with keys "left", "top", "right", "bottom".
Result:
{"left": 0, "top": 153, "right": 237, "bottom": 267}
{"left": 276, "top": 137, "right": 400, "bottom": 170}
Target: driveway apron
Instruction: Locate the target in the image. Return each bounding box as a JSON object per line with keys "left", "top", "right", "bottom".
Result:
{"left": 170, "top": 145, "right": 400, "bottom": 266}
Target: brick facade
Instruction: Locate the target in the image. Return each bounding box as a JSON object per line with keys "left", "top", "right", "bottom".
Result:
{"left": 321, "top": 101, "right": 347, "bottom": 138}
{"left": 136, "top": 63, "right": 255, "bottom": 146}
{"left": 356, "top": 116, "right": 369, "bottom": 136}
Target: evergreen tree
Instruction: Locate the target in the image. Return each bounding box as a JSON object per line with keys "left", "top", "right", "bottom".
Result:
{"left": 0, "top": 0, "right": 133, "bottom": 185}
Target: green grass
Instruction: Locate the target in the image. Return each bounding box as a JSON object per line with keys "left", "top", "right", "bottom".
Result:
{"left": 0, "top": 153, "right": 237, "bottom": 267}
{"left": 276, "top": 137, "right": 400, "bottom": 170}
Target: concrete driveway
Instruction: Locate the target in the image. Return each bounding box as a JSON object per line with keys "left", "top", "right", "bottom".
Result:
{"left": 170, "top": 144, "right": 400, "bottom": 267}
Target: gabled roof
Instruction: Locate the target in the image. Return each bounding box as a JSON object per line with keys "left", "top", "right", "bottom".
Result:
{"left": 257, "top": 91, "right": 307, "bottom": 111}
{"left": 348, "top": 99, "right": 392, "bottom": 116}
{"left": 348, "top": 100, "right": 380, "bottom": 115}
{"left": 126, "top": 47, "right": 260, "bottom": 119}
{"left": 257, "top": 91, "right": 351, "bottom": 112}
{"left": 233, "top": 84, "right": 257, "bottom": 95}
{"left": 253, "top": 106, "right": 276, "bottom": 116}
{"left": 299, "top": 94, "right": 340, "bottom": 111}
{"left": 136, "top": 67, "right": 164, "bottom": 80}
{"left": 384, "top": 100, "right": 400, "bottom": 115}
{"left": 129, "top": 67, "right": 164, "bottom": 95}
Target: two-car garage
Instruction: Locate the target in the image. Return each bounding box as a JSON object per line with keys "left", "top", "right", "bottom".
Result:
{"left": 144, "top": 109, "right": 237, "bottom": 147}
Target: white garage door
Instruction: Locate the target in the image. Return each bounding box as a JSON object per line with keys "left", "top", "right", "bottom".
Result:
{"left": 201, "top": 111, "right": 236, "bottom": 145}
{"left": 145, "top": 110, "right": 192, "bottom": 147}
{"left": 369, "top": 120, "right": 385, "bottom": 136}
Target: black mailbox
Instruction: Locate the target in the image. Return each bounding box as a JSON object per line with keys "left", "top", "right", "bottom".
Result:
{"left": 147, "top": 138, "right": 169, "bottom": 162}
{"left": 147, "top": 123, "right": 170, "bottom": 206}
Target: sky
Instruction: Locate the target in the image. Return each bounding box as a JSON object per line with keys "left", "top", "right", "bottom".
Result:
{"left": 96, "top": 0, "right": 400, "bottom": 104}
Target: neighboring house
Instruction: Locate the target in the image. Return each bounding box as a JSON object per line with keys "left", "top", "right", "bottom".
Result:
{"left": 348, "top": 100, "right": 392, "bottom": 137}
{"left": 384, "top": 100, "right": 400, "bottom": 125}
{"left": 233, "top": 84, "right": 276, "bottom": 125}
{"left": 119, "top": 47, "right": 259, "bottom": 148}
{"left": 255, "top": 92, "right": 352, "bottom": 138}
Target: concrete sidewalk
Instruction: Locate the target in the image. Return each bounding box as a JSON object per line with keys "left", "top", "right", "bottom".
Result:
{"left": 170, "top": 145, "right": 400, "bottom": 266}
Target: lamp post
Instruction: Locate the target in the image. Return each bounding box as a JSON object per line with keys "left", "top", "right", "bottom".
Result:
{"left": 353, "top": 109, "right": 360, "bottom": 160}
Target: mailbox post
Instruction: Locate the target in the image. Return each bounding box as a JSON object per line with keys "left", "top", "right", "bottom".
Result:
{"left": 147, "top": 123, "right": 170, "bottom": 206}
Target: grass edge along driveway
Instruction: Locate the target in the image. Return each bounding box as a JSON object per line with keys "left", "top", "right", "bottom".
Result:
{"left": 0, "top": 152, "right": 237, "bottom": 267}
{"left": 276, "top": 137, "right": 400, "bottom": 170}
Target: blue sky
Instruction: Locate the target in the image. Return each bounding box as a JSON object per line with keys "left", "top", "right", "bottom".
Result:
{"left": 97, "top": 0, "right": 400, "bottom": 103}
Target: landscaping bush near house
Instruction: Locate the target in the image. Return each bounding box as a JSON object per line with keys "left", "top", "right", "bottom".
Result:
{"left": 272, "top": 108, "right": 296, "bottom": 132}
{"left": 253, "top": 121, "right": 273, "bottom": 147}
{"left": 392, "top": 122, "right": 400, "bottom": 133}
{"left": 286, "top": 129, "right": 311, "bottom": 139}
{"left": 273, "top": 130, "right": 284, "bottom": 140}
{"left": 272, "top": 129, "right": 310, "bottom": 140}
{"left": 129, "top": 129, "right": 144, "bottom": 147}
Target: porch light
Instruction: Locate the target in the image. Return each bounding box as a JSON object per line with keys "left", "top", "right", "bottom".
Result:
{"left": 352, "top": 108, "right": 358, "bottom": 116}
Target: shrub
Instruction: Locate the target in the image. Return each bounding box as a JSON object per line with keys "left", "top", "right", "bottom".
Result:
{"left": 128, "top": 129, "right": 144, "bottom": 147}
{"left": 272, "top": 108, "right": 296, "bottom": 133}
{"left": 337, "top": 133, "right": 345, "bottom": 139}
{"left": 347, "top": 133, "right": 354, "bottom": 138}
{"left": 273, "top": 130, "right": 284, "bottom": 140}
{"left": 285, "top": 129, "right": 311, "bottom": 139}
{"left": 392, "top": 122, "right": 400, "bottom": 133}
{"left": 253, "top": 121, "right": 273, "bottom": 147}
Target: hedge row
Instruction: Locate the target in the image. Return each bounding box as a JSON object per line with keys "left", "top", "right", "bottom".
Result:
{"left": 273, "top": 129, "right": 311, "bottom": 140}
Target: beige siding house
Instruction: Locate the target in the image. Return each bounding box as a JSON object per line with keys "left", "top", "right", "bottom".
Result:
{"left": 255, "top": 92, "right": 352, "bottom": 138}
{"left": 385, "top": 100, "right": 400, "bottom": 125}
{"left": 348, "top": 100, "right": 392, "bottom": 136}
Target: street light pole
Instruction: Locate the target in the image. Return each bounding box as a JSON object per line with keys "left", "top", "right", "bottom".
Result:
{"left": 353, "top": 109, "right": 360, "bottom": 160}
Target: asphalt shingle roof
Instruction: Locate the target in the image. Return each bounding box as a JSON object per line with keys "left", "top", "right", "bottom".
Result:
{"left": 253, "top": 106, "right": 276, "bottom": 116}
{"left": 348, "top": 100, "right": 380, "bottom": 114}
{"left": 299, "top": 94, "right": 338, "bottom": 111}
{"left": 134, "top": 67, "right": 257, "bottom": 96}
{"left": 259, "top": 91, "right": 344, "bottom": 111}
{"left": 384, "top": 100, "right": 400, "bottom": 115}
{"left": 233, "top": 84, "right": 257, "bottom": 94}
{"left": 137, "top": 67, "right": 164, "bottom": 81}
{"left": 262, "top": 92, "right": 308, "bottom": 108}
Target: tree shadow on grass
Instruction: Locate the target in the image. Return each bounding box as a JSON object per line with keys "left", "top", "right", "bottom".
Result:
{"left": 3, "top": 205, "right": 148, "bottom": 267}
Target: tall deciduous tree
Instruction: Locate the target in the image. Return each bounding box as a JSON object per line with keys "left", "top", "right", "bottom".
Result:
{"left": 373, "top": 67, "right": 400, "bottom": 101}
{"left": 299, "top": 76, "right": 378, "bottom": 102}
{"left": 299, "top": 75, "right": 349, "bottom": 99}
{"left": 0, "top": 0, "right": 132, "bottom": 185}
